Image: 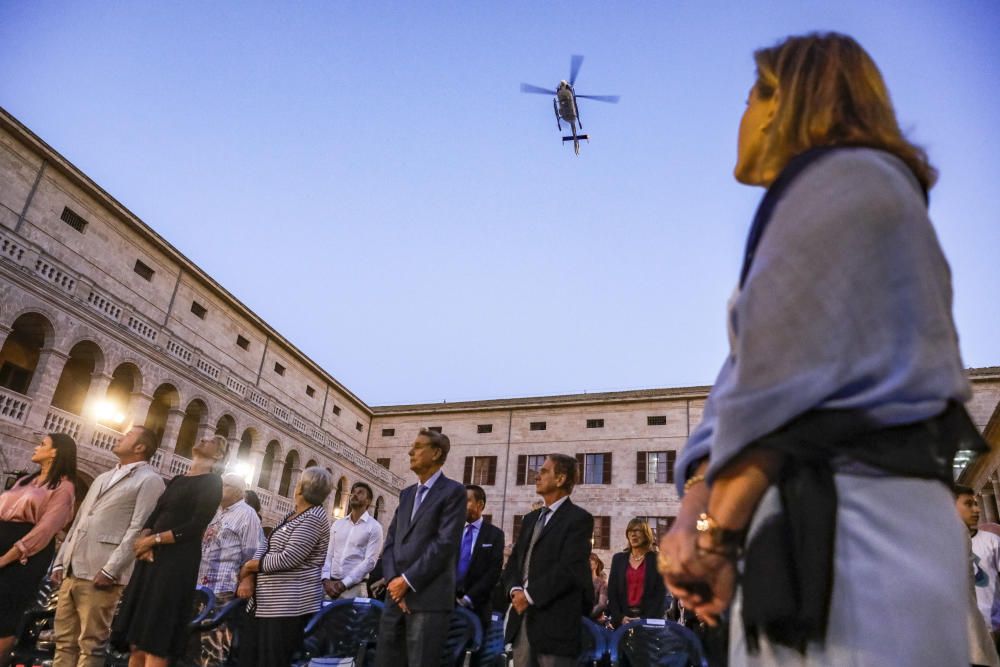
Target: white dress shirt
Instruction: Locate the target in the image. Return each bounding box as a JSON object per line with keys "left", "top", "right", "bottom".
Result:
{"left": 322, "top": 510, "right": 383, "bottom": 588}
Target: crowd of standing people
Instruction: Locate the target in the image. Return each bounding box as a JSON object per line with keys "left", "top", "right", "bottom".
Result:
{"left": 0, "top": 30, "right": 996, "bottom": 667}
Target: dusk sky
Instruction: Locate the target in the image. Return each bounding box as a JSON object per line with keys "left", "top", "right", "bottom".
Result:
{"left": 2, "top": 2, "right": 997, "bottom": 405}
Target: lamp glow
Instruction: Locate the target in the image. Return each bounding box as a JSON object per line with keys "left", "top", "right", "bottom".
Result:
{"left": 94, "top": 400, "right": 126, "bottom": 425}
{"left": 230, "top": 461, "right": 255, "bottom": 487}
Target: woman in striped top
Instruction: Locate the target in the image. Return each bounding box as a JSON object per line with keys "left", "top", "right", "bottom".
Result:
{"left": 237, "top": 466, "right": 333, "bottom": 667}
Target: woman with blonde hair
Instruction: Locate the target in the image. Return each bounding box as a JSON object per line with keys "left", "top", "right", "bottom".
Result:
{"left": 660, "top": 32, "right": 983, "bottom": 665}
{"left": 607, "top": 518, "right": 666, "bottom": 627}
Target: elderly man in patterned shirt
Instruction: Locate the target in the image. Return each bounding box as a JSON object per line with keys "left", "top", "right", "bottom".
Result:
{"left": 194, "top": 472, "right": 264, "bottom": 666}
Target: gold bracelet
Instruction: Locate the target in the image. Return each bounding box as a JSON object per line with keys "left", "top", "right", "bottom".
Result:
{"left": 683, "top": 474, "right": 706, "bottom": 494}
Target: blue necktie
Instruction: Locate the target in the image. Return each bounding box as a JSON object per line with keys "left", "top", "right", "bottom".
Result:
{"left": 411, "top": 484, "right": 428, "bottom": 520}
{"left": 457, "top": 524, "right": 475, "bottom": 583}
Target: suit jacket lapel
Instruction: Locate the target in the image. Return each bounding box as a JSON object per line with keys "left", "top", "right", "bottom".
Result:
{"left": 536, "top": 497, "right": 571, "bottom": 545}
{"left": 398, "top": 485, "right": 415, "bottom": 536}
{"left": 403, "top": 479, "right": 443, "bottom": 539}
{"left": 95, "top": 464, "right": 142, "bottom": 501}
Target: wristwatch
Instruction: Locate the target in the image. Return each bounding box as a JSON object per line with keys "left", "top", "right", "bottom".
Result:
{"left": 695, "top": 513, "right": 746, "bottom": 559}
{"left": 154, "top": 533, "right": 162, "bottom": 545}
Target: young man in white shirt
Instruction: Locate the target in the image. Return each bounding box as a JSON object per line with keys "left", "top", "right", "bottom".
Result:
{"left": 322, "top": 482, "right": 383, "bottom": 599}
{"left": 955, "top": 485, "right": 1000, "bottom": 644}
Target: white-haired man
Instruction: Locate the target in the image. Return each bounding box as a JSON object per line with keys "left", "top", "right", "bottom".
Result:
{"left": 195, "top": 472, "right": 264, "bottom": 666}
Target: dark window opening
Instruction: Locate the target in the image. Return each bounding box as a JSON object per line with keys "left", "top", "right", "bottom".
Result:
{"left": 477, "top": 424, "right": 493, "bottom": 434}
{"left": 274, "top": 362, "right": 285, "bottom": 376}
{"left": 356, "top": 421, "right": 364, "bottom": 432}
{"left": 306, "top": 385, "right": 315, "bottom": 397}
{"left": 60, "top": 206, "right": 88, "bottom": 233}
{"left": 586, "top": 418, "right": 604, "bottom": 429}
{"left": 190, "top": 301, "right": 207, "bottom": 319}
{"left": 236, "top": 335, "right": 250, "bottom": 350}
{"left": 647, "top": 415, "right": 667, "bottom": 426}
{"left": 381, "top": 428, "right": 395, "bottom": 437}
{"left": 530, "top": 421, "right": 546, "bottom": 431}
{"left": 377, "top": 458, "right": 391, "bottom": 469}
{"left": 133, "top": 260, "right": 154, "bottom": 281}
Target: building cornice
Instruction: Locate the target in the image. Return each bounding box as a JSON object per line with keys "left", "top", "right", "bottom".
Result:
{"left": 0, "top": 107, "right": 370, "bottom": 416}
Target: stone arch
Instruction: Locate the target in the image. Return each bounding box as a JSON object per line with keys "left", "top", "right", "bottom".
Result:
{"left": 144, "top": 383, "right": 180, "bottom": 449}
{"left": 305, "top": 459, "right": 318, "bottom": 469}
{"left": 333, "top": 476, "right": 349, "bottom": 516}
{"left": 97, "top": 361, "right": 141, "bottom": 429}
{"left": 237, "top": 428, "right": 257, "bottom": 463}
{"left": 4, "top": 307, "right": 58, "bottom": 344}
{"left": 278, "top": 449, "right": 300, "bottom": 497}
{"left": 374, "top": 495, "right": 385, "bottom": 521}
{"left": 0, "top": 312, "right": 56, "bottom": 394}
{"left": 50, "top": 340, "right": 105, "bottom": 416}
{"left": 215, "top": 413, "right": 237, "bottom": 439}
{"left": 258, "top": 439, "right": 281, "bottom": 490}
{"left": 174, "top": 398, "right": 208, "bottom": 459}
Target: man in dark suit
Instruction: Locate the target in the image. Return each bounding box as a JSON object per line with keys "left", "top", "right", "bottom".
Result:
{"left": 375, "top": 427, "right": 467, "bottom": 667}
{"left": 503, "top": 454, "right": 594, "bottom": 667}
{"left": 455, "top": 484, "right": 505, "bottom": 631}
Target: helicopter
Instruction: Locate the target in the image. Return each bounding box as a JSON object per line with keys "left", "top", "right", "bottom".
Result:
{"left": 520, "top": 55, "right": 620, "bottom": 155}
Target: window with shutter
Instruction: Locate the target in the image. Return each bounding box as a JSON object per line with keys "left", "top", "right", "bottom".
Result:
{"left": 637, "top": 451, "right": 647, "bottom": 484}
{"left": 603, "top": 453, "right": 612, "bottom": 484}
{"left": 470, "top": 456, "right": 497, "bottom": 485}
{"left": 513, "top": 514, "right": 524, "bottom": 542}
{"left": 592, "top": 516, "right": 611, "bottom": 549}
{"left": 464, "top": 456, "right": 473, "bottom": 484}
{"left": 581, "top": 453, "right": 611, "bottom": 484}
{"left": 517, "top": 455, "right": 526, "bottom": 485}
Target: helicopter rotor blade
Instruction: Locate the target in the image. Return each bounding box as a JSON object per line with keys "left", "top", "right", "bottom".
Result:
{"left": 520, "top": 83, "right": 558, "bottom": 96}
{"left": 576, "top": 94, "right": 621, "bottom": 104}
{"left": 569, "top": 55, "right": 584, "bottom": 86}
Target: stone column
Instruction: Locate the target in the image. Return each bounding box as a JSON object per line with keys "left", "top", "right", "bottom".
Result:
{"left": 24, "top": 347, "right": 70, "bottom": 431}
{"left": 0, "top": 324, "right": 12, "bottom": 351}
{"left": 991, "top": 474, "right": 1000, "bottom": 525}
{"left": 83, "top": 373, "right": 114, "bottom": 422}
{"left": 249, "top": 447, "right": 267, "bottom": 489}
{"left": 268, "top": 456, "right": 286, "bottom": 494}
{"left": 129, "top": 392, "right": 154, "bottom": 430}
{"left": 224, "top": 437, "right": 241, "bottom": 469}
{"left": 156, "top": 407, "right": 187, "bottom": 474}
{"left": 288, "top": 466, "right": 303, "bottom": 496}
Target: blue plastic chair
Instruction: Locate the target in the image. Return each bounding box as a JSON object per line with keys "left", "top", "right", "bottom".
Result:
{"left": 579, "top": 616, "right": 610, "bottom": 666}
{"left": 190, "top": 586, "right": 217, "bottom": 628}
{"left": 440, "top": 605, "right": 483, "bottom": 667}
{"left": 473, "top": 612, "right": 506, "bottom": 667}
{"left": 607, "top": 618, "right": 707, "bottom": 667}
{"left": 296, "top": 597, "right": 385, "bottom": 666}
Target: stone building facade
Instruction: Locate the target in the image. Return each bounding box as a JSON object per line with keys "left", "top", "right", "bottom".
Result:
{"left": 1, "top": 107, "right": 998, "bottom": 563}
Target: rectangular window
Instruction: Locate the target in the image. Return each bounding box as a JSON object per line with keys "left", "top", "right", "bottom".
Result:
{"left": 513, "top": 514, "right": 524, "bottom": 542}
{"left": 306, "top": 385, "right": 315, "bottom": 398}
{"left": 637, "top": 451, "right": 675, "bottom": 484}
{"left": 273, "top": 362, "right": 285, "bottom": 376}
{"left": 428, "top": 426, "right": 443, "bottom": 433}
{"left": 464, "top": 456, "right": 498, "bottom": 485}
{"left": 381, "top": 428, "right": 395, "bottom": 437}
{"left": 376, "top": 458, "right": 391, "bottom": 469}
{"left": 332, "top": 405, "right": 341, "bottom": 416}
{"left": 516, "top": 454, "right": 547, "bottom": 485}
{"left": 530, "top": 421, "right": 546, "bottom": 431}
{"left": 190, "top": 301, "right": 207, "bottom": 319}
{"left": 236, "top": 335, "right": 250, "bottom": 350}
{"left": 637, "top": 516, "right": 676, "bottom": 543}
{"left": 356, "top": 421, "right": 364, "bottom": 432}
{"left": 586, "top": 418, "right": 604, "bottom": 429}
{"left": 647, "top": 415, "right": 667, "bottom": 426}
{"left": 477, "top": 424, "right": 493, "bottom": 434}
{"left": 133, "top": 260, "right": 154, "bottom": 281}
{"left": 578, "top": 452, "right": 612, "bottom": 485}
{"left": 60, "top": 206, "right": 88, "bottom": 233}
{"left": 592, "top": 516, "right": 611, "bottom": 550}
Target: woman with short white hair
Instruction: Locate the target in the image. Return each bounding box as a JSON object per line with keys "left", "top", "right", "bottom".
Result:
{"left": 238, "top": 466, "right": 332, "bottom": 666}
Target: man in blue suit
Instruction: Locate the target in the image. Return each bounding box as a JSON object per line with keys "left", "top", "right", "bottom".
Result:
{"left": 375, "top": 427, "right": 467, "bottom": 667}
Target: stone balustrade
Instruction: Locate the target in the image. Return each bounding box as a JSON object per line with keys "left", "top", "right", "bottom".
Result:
{"left": 0, "top": 387, "right": 31, "bottom": 425}
{"left": 43, "top": 406, "right": 84, "bottom": 441}
{"left": 0, "top": 224, "right": 405, "bottom": 491}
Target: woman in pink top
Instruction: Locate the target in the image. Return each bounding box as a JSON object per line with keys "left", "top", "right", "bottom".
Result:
{"left": 0, "top": 432, "right": 76, "bottom": 663}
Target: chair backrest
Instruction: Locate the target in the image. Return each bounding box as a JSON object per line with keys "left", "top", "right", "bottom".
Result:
{"left": 579, "top": 616, "right": 610, "bottom": 666}
{"left": 440, "top": 606, "right": 483, "bottom": 667}
{"left": 473, "top": 612, "right": 505, "bottom": 667}
{"left": 196, "top": 596, "right": 247, "bottom": 632}
{"left": 300, "top": 597, "right": 385, "bottom": 664}
{"left": 608, "top": 619, "right": 707, "bottom": 667}
{"left": 189, "top": 586, "right": 217, "bottom": 628}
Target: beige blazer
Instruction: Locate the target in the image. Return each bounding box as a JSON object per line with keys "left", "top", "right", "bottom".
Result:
{"left": 53, "top": 462, "right": 165, "bottom": 585}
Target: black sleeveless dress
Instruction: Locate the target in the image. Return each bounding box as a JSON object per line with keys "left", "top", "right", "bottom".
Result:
{"left": 113, "top": 473, "right": 222, "bottom": 657}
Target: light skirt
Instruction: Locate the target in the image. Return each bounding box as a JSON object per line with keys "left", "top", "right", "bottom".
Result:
{"left": 729, "top": 473, "right": 969, "bottom": 667}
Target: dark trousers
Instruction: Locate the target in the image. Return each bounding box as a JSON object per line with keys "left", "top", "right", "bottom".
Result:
{"left": 373, "top": 601, "right": 450, "bottom": 667}
{"left": 241, "top": 613, "right": 310, "bottom": 667}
